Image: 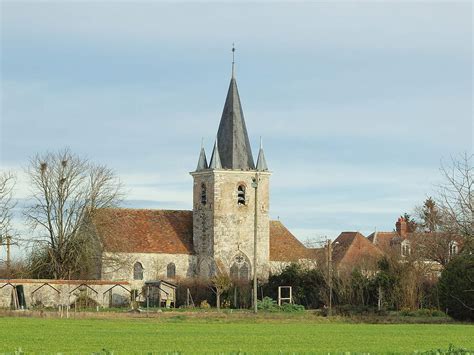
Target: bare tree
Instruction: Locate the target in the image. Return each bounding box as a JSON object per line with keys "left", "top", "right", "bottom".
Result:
{"left": 211, "top": 259, "right": 233, "bottom": 310}
{"left": 0, "top": 171, "right": 16, "bottom": 243}
{"left": 25, "top": 149, "right": 122, "bottom": 279}
{"left": 437, "top": 153, "right": 473, "bottom": 250}
{"left": 411, "top": 198, "right": 455, "bottom": 266}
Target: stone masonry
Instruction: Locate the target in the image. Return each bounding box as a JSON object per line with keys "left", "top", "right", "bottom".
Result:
{"left": 191, "top": 169, "right": 271, "bottom": 279}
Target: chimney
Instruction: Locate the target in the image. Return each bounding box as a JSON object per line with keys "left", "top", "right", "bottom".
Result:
{"left": 396, "top": 217, "right": 408, "bottom": 238}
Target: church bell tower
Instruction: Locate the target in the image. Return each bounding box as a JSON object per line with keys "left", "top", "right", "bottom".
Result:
{"left": 190, "top": 50, "right": 270, "bottom": 279}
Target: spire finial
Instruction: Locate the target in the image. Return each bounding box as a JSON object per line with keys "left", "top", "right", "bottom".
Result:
{"left": 232, "top": 43, "right": 236, "bottom": 78}
{"left": 209, "top": 136, "right": 222, "bottom": 169}
{"left": 256, "top": 136, "right": 268, "bottom": 171}
{"left": 201, "top": 137, "right": 204, "bottom": 149}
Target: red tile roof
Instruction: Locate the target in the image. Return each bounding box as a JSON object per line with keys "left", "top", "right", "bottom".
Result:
{"left": 0, "top": 279, "right": 129, "bottom": 285}
{"left": 269, "top": 221, "right": 315, "bottom": 262}
{"left": 367, "top": 231, "right": 404, "bottom": 252}
{"left": 93, "top": 209, "right": 194, "bottom": 254}
{"left": 93, "top": 209, "right": 316, "bottom": 261}
{"left": 333, "top": 232, "right": 384, "bottom": 269}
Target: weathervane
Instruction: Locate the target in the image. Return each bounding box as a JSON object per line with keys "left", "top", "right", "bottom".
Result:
{"left": 232, "top": 43, "right": 236, "bottom": 78}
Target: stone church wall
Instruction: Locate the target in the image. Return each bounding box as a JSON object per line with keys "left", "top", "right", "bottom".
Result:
{"left": 101, "top": 252, "right": 197, "bottom": 288}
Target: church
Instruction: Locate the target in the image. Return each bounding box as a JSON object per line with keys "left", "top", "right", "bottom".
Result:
{"left": 90, "top": 61, "right": 316, "bottom": 286}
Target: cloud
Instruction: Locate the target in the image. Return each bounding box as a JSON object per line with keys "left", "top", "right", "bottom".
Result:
{"left": 1, "top": 1, "right": 471, "bottom": 250}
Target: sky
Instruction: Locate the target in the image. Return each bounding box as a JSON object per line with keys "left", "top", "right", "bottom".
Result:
{"left": 0, "top": 1, "right": 472, "bottom": 257}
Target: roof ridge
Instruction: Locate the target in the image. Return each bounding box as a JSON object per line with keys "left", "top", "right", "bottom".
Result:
{"left": 98, "top": 208, "right": 192, "bottom": 213}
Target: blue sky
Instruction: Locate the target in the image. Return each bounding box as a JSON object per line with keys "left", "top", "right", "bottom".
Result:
{"left": 0, "top": 1, "right": 472, "bottom": 250}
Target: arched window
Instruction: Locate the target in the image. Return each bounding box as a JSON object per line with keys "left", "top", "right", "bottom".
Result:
{"left": 230, "top": 254, "right": 250, "bottom": 280}
{"left": 133, "top": 262, "right": 144, "bottom": 280}
{"left": 237, "top": 185, "right": 246, "bottom": 205}
{"left": 239, "top": 263, "right": 249, "bottom": 280}
{"left": 230, "top": 264, "right": 239, "bottom": 279}
{"left": 201, "top": 183, "right": 207, "bottom": 205}
{"left": 167, "top": 263, "right": 176, "bottom": 279}
{"left": 449, "top": 241, "right": 458, "bottom": 256}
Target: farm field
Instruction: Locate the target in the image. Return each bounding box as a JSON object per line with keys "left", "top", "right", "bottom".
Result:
{"left": 0, "top": 314, "right": 473, "bottom": 354}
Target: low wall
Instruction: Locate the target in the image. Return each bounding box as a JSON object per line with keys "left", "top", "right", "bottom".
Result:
{"left": 0, "top": 279, "right": 131, "bottom": 309}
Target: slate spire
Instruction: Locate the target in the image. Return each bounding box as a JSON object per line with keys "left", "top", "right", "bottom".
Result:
{"left": 209, "top": 138, "right": 222, "bottom": 169}
{"left": 216, "top": 47, "right": 255, "bottom": 170}
{"left": 256, "top": 137, "right": 268, "bottom": 171}
{"left": 196, "top": 139, "right": 208, "bottom": 171}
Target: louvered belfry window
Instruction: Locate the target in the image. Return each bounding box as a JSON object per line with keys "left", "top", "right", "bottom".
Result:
{"left": 237, "top": 185, "right": 246, "bottom": 205}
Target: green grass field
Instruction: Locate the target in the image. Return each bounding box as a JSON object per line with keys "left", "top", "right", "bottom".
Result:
{"left": 1, "top": 314, "right": 473, "bottom": 354}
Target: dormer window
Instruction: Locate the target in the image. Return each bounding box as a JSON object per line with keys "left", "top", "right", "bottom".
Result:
{"left": 237, "top": 185, "right": 246, "bottom": 205}
{"left": 401, "top": 240, "right": 411, "bottom": 257}
{"left": 201, "top": 183, "right": 207, "bottom": 205}
{"left": 449, "top": 241, "right": 458, "bottom": 256}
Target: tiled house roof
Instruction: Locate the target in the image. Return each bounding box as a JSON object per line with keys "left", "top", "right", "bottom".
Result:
{"left": 92, "top": 209, "right": 194, "bottom": 254}
{"left": 367, "top": 231, "right": 407, "bottom": 253}
{"left": 269, "top": 221, "right": 315, "bottom": 262}
{"left": 332, "top": 232, "right": 384, "bottom": 269}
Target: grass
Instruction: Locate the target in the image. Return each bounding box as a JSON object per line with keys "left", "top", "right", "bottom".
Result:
{"left": 0, "top": 314, "right": 473, "bottom": 354}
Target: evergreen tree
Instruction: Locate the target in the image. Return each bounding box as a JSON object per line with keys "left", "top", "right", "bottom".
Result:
{"left": 421, "top": 197, "right": 442, "bottom": 232}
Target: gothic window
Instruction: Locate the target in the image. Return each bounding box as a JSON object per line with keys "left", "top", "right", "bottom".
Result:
{"left": 401, "top": 240, "right": 411, "bottom": 257}
{"left": 200, "top": 260, "right": 213, "bottom": 279}
{"left": 167, "top": 263, "right": 176, "bottom": 279}
{"left": 133, "top": 262, "right": 144, "bottom": 280}
{"left": 237, "top": 185, "right": 246, "bottom": 205}
{"left": 200, "top": 184, "right": 207, "bottom": 205}
{"left": 230, "top": 254, "right": 250, "bottom": 280}
{"left": 449, "top": 241, "right": 458, "bottom": 256}
{"left": 230, "top": 264, "right": 239, "bottom": 279}
{"left": 239, "top": 263, "right": 249, "bottom": 280}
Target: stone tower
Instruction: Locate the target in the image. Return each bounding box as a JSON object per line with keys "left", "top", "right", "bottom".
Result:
{"left": 190, "top": 64, "right": 270, "bottom": 280}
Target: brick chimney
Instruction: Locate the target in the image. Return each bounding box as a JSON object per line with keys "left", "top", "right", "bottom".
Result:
{"left": 396, "top": 217, "right": 408, "bottom": 238}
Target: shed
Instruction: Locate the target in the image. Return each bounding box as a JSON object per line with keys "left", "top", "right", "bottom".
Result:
{"left": 144, "top": 280, "right": 177, "bottom": 308}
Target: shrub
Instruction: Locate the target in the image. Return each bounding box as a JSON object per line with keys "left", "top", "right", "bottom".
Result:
{"left": 175, "top": 279, "right": 215, "bottom": 308}
{"left": 200, "top": 300, "right": 210, "bottom": 309}
{"left": 257, "top": 297, "right": 278, "bottom": 312}
{"left": 335, "top": 304, "right": 379, "bottom": 316}
{"left": 280, "top": 303, "right": 305, "bottom": 312}
{"left": 263, "top": 264, "right": 326, "bottom": 309}
{"left": 257, "top": 297, "right": 305, "bottom": 312}
{"left": 399, "top": 308, "right": 415, "bottom": 317}
{"left": 438, "top": 254, "right": 474, "bottom": 321}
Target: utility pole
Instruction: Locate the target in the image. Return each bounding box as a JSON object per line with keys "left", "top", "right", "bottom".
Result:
{"left": 327, "top": 239, "right": 333, "bottom": 317}
{"left": 252, "top": 173, "right": 259, "bottom": 314}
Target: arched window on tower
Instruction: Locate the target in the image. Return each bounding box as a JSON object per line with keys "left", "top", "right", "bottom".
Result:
{"left": 133, "top": 262, "right": 144, "bottom": 280}
{"left": 201, "top": 183, "right": 207, "bottom": 205}
{"left": 237, "top": 185, "right": 246, "bottom": 205}
{"left": 167, "top": 263, "right": 176, "bottom": 279}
